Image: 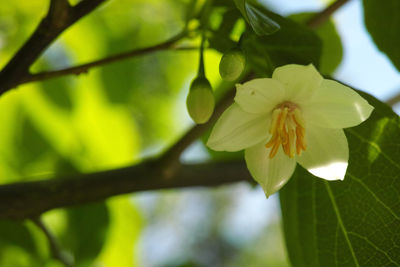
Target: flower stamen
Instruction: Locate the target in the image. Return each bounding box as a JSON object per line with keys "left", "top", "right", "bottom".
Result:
{"left": 265, "top": 102, "right": 306, "bottom": 158}
{"left": 269, "top": 109, "right": 281, "bottom": 134}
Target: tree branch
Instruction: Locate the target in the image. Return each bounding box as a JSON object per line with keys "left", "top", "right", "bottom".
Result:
{"left": 0, "top": 0, "right": 106, "bottom": 95}
{"left": 20, "top": 31, "right": 189, "bottom": 85}
{"left": 385, "top": 92, "right": 400, "bottom": 106}
{"left": 0, "top": 161, "right": 250, "bottom": 220}
{"left": 306, "top": 0, "right": 352, "bottom": 29}
{"left": 31, "top": 217, "right": 74, "bottom": 267}
{"left": 0, "top": 82, "right": 240, "bottom": 220}
{"left": 158, "top": 88, "right": 236, "bottom": 177}
{"left": 0, "top": 0, "right": 352, "bottom": 221}
{"left": 1, "top": 0, "right": 349, "bottom": 90}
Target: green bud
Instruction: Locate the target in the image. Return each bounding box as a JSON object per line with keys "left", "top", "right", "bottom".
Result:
{"left": 219, "top": 49, "right": 246, "bottom": 81}
{"left": 186, "top": 77, "right": 215, "bottom": 124}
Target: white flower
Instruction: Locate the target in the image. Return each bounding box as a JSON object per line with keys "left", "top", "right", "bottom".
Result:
{"left": 207, "top": 64, "right": 374, "bottom": 197}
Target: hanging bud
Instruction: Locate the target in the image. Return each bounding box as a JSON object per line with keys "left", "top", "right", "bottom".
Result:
{"left": 219, "top": 48, "right": 246, "bottom": 81}
{"left": 186, "top": 77, "right": 215, "bottom": 124}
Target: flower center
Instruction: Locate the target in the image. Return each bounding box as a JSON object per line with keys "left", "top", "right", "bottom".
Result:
{"left": 265, "top": 102, "right": 306, "bottom": 158}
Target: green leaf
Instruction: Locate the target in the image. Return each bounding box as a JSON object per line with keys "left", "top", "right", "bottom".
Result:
{"left": 363, "top": 0, "right": 400, "bottom": 71}
{"left": 62, "top": 202, "right": 110, "bottom": 266}
{"left": 233, "top": 0, "right": 279, "bottom": 35}
{"left": 290, "top": 12, "right": 343, "bottom": 75}
{"left": 0, "top": 221, "right": 36, "bottom": 252}
{"left": 241, "top": 12, "right": 322, "bottom": 76}
{"left": 14, "top": 115, "right": 55, "bottom": 175}
{"left": 0, "top": 220, "right": 46, "bottom": 267}
{"left": 280, "top": 91, "right": 400, "bottom": 266}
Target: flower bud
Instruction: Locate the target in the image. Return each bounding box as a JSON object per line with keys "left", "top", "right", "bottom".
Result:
{"left": 186, "top": 77, "right": 215, "bottom": 124}
{"left": 219, "top": 49, "right": 246, "bottom": 81}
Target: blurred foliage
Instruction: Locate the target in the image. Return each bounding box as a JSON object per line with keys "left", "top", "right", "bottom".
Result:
{"left": 134, "top": 187, "right": 289, "bottom": 267}
{"left": 1, "top": 0, "right": 398, "bottom": 266}
{"left": 363, "top": 0, "right": 400, "bottom": 72}
{"left": 289, "top": 12, "right": 343, "bottom": 75}
{"left": 0, "top": 0, "right": 192, "bottom": 266}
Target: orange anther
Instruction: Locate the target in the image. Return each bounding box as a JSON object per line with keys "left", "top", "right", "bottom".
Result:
{"left": 269, "top": 140, "right": 281, "bottom": 158}
{"left": 265, "top": 103, "right": 306, "bottom": 158}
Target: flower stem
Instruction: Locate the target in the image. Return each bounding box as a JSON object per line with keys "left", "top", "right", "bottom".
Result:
{"left": 306, "top": 0, "right": 352, "bottom": 29}
{"left": 197, "top": 33, "right": 206, "bottom": 77}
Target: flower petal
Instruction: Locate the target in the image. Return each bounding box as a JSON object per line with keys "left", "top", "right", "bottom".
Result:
{"left": 272, "top": 64, "right": 323, "bottom": 102}
{"left": 301, "top": 79, "right": 374, "bottom": 129}
{"left": 234, "top": 78, "right": 285, "bottom": 114}
{"left": 296, "top": 126, "right": 348, "bottom": 181}
{"left": 207, "top": 103, "right": 270, "bottom": 152}
{"left": 245, "top": 142, "right": 296, "bottom": 197}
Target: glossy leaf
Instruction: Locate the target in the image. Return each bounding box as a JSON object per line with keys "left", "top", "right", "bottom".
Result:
{"left": 363, "top": 0, "right": 400, "bottom": 71}
{"left": 280, "top": 91, "right": 400, "bottom": 266}
{"left": 233, "top": 0, "right": 279, "bottom": 35}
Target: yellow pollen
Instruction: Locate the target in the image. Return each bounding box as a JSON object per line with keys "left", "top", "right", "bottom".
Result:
{"left": 265, "top": 102, "right": 306, "bottom": 158}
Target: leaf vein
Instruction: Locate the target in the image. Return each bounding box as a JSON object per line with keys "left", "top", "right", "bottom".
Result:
{"left": 312, "top": 179, "right": 320, "bottom": 267}
{"left": 334, "top": 223, "right": 339, "bottom": 267}
{"left": 346, "top": 128, "right": 400, "bottom": 170}
{"left": 325, "top": 181, "right": 360, "bottom": 267}
{"left": 347, "top": 172, "right": 400, "bottom": 221}
{"left": 348, "top": 231, "right": 400, "bottom": 266}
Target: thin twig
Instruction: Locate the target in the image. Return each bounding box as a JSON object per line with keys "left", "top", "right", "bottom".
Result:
{"left": 0, "top": 0, "right": 106, "bottom": 95}
{"left": 31, "top": 217, "right": 74, "bottom": 267}
{"left": 306, "top": 0, "right": 352, "bottom": 29}
{"left": 385, "top": 92, "right": 400, "bottom": 106}
{"left": 306, "top": 0, "right": 400, "bottom": 107}
{"left": 1, "top": 0, "right": 350, "bottom": 89}
{"left": 21, "top": 0, "right": 350, "bottom": 85}
{"left": 0, "top": 76, "right": 245, "bottom": 220}
{"left": 21, "top": 31, "right": 190, "bottom": 84}
{"left": 0, "top": 0, "right": 355, "bottom": 221}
